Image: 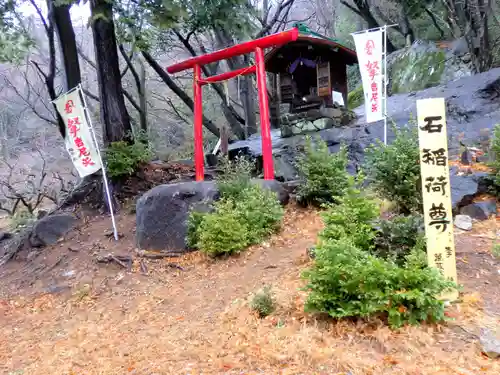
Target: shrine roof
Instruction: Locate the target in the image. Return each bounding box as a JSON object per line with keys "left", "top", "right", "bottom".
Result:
{"left": 265, "top": 24, "right": 358, "bottom": 73}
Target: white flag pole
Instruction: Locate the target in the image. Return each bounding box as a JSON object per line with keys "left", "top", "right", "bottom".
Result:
{"left": 352, "top": 24, "right": 397, "bottom": 145}
{"left": 383, "top": 25, "right": 388, "bottom": 145}
{"left": 78, "top": 84, "right": 119, "bottom": 241}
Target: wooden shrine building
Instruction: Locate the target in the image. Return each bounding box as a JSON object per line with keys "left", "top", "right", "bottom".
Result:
{"left": 265, "top": 24, "right": 358, "bottom": 123}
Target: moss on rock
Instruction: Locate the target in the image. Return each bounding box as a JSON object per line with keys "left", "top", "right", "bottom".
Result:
{"left": 348, "top": 85, "right": 364, "bottom": 109}
{"left": 388, "top": 42, "right": 471, "bottom": 94}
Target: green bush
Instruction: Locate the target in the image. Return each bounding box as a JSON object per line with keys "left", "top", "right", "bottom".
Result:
{"left": 297, "top": 137, "right": 350, "bottom": 206}
{"left": 320, "top": 180, "right": 379, "bottom": 250}
{"left": 492, "top": 243, "right": 500, "bottom": 259}
{"left": 105, "top": 140, "right": 152, "bottom": 179}
{"left": 303, "top": 239, "right": 454, "bottom": 328}
{"left": 364, "top": 126, "right": 422, "bottom": 214}
{"left": 216, "top": 156, "right": 253, "bottom": 199}
{"left": 197, "top": 200, "right": 249, "bottom": 256}
{"left": 10, "top": 210, "right": 34, "bottom": 230}
{"left": 489, "top": 124, "right": 500, "bottom": 189}
{"left": 373, "top": 215, "right": 425, "bottom": 266}
{"left": 188, "top": 185, "right": 284, "bottom": 257}
{"left": 235, "top": 185, "right": 284, "bottom": 244}
{"left": 186, "top": 210, "right": 208, "bottom": 249}
{"left": 250, "top": 285, "right": 275, "bottom": 318}
{"left": 347, "top": 85, "right": 364, "bottom": 109}
{"left": 303, "top": 182, "right": 456, "bottom": 328}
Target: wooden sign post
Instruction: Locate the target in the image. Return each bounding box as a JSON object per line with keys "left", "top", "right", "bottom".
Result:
{"left": 316, "top": 62, "right": 331, "bottom": 97}
{"left": 416, "top": 98, "right": 458, "bottom": 301}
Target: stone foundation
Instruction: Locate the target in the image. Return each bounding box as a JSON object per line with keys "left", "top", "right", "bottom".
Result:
{"left": 280, "top": 105, "right": 357, "bottom": 138}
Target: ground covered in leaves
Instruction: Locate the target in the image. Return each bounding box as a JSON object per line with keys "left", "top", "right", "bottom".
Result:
{"left": 0, "top": 206, "right": 499, "bottom": 374}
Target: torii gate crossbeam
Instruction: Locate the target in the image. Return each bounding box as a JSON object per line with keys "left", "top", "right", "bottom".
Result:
{"left": 166, "top": 28, "right": 300, "bottom": 181}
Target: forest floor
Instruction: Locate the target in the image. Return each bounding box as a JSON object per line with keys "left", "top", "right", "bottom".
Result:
{"left": 0, "top": 205, "right": 499, "bottom": 375}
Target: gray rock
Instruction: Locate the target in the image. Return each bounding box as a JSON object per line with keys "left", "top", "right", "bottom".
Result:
{"left": 480, "top": 328, "right": 500, "bottom": 359}
{"left": 136, "top": 181, "right": 220, "bottom": 251}
{"left": 0, "top": 228, "right": 31, "bottom": 266}
{"left": 30, "top": 214, "right": 78, "bottom": 247}
{"left": 251, "top": 179, "right": 289, "bottom": 205}
{"left": 460, "top": 149, "right": 472, "bottom": 165}
{"left": 460, "top": 200, "right": 497, "bottom": 220}
{"left": 450, "top": 174, "right": 479, "bottom": 210}
{"left": 454, "top": 214, "right": 473, "bottom": 231}
{"left": 0, "top": 231, "right": 12, "bottom": 242}
{"left": 387, "top": 41, "right": 472, "bottom": 95}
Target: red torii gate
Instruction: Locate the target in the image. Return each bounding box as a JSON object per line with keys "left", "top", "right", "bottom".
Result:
{"left": 166, "top": 28, "right": 300, "bottom": 181}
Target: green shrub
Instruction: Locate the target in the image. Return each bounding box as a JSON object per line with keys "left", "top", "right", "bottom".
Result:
{"left": 303, "top": 237, "right": 455, "bottom": 328}
{"left": 297, "top": 137, "right": 350, "bottom": 206}
{"left": 235, "top": 185, "right": 284, "bottom": 244}
{"left": 105, "top": 140, "right": 152, "bottom": 179}
{"left": 250, "top": 285, "right": 275, "bottom": 318}
{"left": 303, "top": 181, "right": 456, "bottom": 328}
{"left": 364, "top": 126, "right": 422, "bottom": 214}
{"left": 373, "top": 214, "right": 425, "bottom": 266}
{"left": 186, "top": 210, "right": 208, "bottom": 249}
{"left": 188, "top": 185, "right": 284, "bottom": 257}
{"left": 216, "top": 156, "right": 253, "bottom": 199}
{"left": 320, "top": 180, "right": 379, "bottom": 250}
{"left": 489, "top": 124, "right": 500, "bottom": 189}
{"left": 347, "top": 85, "right": 364, "bottom": 109}
{"left": 10, "top": 210, "right": 34, "bottom": 230}
{"left": 197, "top": 200, "right": 249, "bottom": 256}
{"left": 492, "top": 243, "right": 500, "bottom": 259}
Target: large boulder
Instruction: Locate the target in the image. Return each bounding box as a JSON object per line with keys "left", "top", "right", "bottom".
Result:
{"left": 30, "top": 214, "right": 78, "bottom": 247}
{"left": 136, "top": 181, "right": 219, "bottom": 252}
{"left": 388, "top": 40, "right": 472, "bottom": 94}
{"left": 251, "top": 179, "right": 289, "bottom": 205}
{"left": 135, "top": 179, "right": 290, "bottom": 252}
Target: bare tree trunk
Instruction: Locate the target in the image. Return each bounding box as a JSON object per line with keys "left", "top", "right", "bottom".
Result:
{"left": 138, "top": 57, "right": 148, "bottom": 133}
{"left": 341, "top": 0, "right": 397, "bottom": 52}
{"left": 90, "top": 0, "right": 133, "bottom": 145}
{"left": 441, "top": 0, "right": 492, "bottom": 72}
{"left": 50, "top": 1, "right": 81, "bottom": 90}
{"left": 468, "top": 0, "right": 492, "bottom": 72}
{"left": 214, "top": 29, "right": 258, "bottom": 135}
{"left": 241, "top": 55, "right": 257, "bottom": 136}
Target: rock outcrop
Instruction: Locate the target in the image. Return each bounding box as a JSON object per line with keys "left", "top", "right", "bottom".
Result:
{"left": 136, "top": 181, "right": 220, "bottom": 252}
{"left": 135, "top": 179, "right": 289, "bottom": 252}
{"left": 388, "top": 40, "right": 472, "bottom": 95}
{"left": 280, "top": 106, "right": 357, "bottom": 137}
{"left": 30, "top": 214, "right": 78, "bottom": 247}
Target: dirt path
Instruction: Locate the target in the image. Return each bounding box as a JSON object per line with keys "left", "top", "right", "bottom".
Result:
{"left": 0, "top": 208, "right": 499, "bottom": 375}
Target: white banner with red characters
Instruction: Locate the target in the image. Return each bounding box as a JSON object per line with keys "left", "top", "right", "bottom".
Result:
{"left": 352, "top": 28, "right": 384, "bottom": 123}
{"left": 53, "top": 88, "right": 102, "bottom": 178}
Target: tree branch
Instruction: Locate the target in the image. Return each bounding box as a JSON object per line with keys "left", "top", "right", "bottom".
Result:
{"left": 255, "top": 0, "right": 296, "bottom": 38}
{"left": 141, "top": 50, "right": 221, "bottom": 138}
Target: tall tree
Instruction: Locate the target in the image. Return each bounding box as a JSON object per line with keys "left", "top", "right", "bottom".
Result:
{"left": 439, "top": 0, "right": 492, "bottom": 72}
{"left": 50, "top": 0, "right": 81, "bottom": 90}
{"left": 90, "top": 0, "right": 133, "bottom": 144}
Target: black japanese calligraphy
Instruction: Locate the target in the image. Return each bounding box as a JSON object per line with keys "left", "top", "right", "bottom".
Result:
{"left": 425, "top": 176, "right": 448, "bottom": 196}
{"left": 445, "top": 246, "right": 453, "bottom": 258}
{"left": 434, "top": 253, "right": 444, "bottom": 273}
{"left": 428, "top": 202, "right": 450, "bottom": 232}
{"left": 421, "top": 148, "right": 447, "bottom": 166}
{"left": 420, "top": 116, "right": 443, "bottom": 133}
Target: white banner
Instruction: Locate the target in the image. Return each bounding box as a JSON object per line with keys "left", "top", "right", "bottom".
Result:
{"left": 352, "top": 29, "right": 384, "bottom": 123}
{"left": 53, "top": 88, "right": 102, "bottom": 178}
